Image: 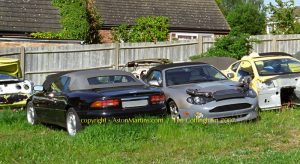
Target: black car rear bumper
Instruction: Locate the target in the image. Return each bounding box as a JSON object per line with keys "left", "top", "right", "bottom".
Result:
{"left": 77, "top": 105, "right": 167, "bottom": 119}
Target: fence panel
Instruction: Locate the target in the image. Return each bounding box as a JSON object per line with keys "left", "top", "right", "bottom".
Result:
{"left": 1, "top": 34, "right": 300, "bottom": 85}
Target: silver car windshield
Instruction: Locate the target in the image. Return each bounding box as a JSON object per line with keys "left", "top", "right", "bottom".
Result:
{"left": 255, "top": 58, "right": 300, "bottom": 76}
{"left": 165, "top": 65, "right": 227, "bottom": 86}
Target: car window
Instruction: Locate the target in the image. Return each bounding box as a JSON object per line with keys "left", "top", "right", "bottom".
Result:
{"left": 145, "top": 70, "right": 162, "bottom": 86}
{"left": 88, "top": 75, "right": 136, "bottom": 85}
{"left": 203, "top": 66, "right": 226, "bottom": 79}
{"left": 255, "top": 58, "right": 300, "bottom": 76}
{"left": 166, "top": 65, "right": 227, "bottom": 86}
{"left": 50, "top": 76, "right": 70, "bottom": 92}
{"left": 231, "top": 61, "right": 241, "bottom": 72}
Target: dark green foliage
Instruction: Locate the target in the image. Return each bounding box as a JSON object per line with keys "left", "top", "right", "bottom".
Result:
{"left": 112, "top": 16, "right": 170, "bottom": 43}
{"left": 226, "top": 3, "right": 266, "bottom": 35}
{"left": 190, "top": 29, "right": 254, "bottom": 60}
{"left": 112, "top": 24, "right": 131, "bottom": 42}
{"left": 53, "top": 0, "right": 89, "bottom": 40}
{"left": 31, "top": 0, "right": 102, "bottom": 43}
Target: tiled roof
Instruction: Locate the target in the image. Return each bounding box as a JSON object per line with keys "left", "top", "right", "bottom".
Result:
{"left": 95, "top": 0, "right": 230, "bottom": 33}
{"left": 0, "top": 0, "right": 230, "bottom": 34}
{"left": 0, "top": 0, "right": 61, "bottom": 33}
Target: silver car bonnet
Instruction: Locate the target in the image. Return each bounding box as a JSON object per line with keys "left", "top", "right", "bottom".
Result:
{"left": 167, "top": 80, "right": 241, "bottom": 93}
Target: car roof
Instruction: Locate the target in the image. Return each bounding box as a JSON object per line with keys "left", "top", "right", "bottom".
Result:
{"left": 149, "top": 62, "right": 207, "bottom": 71}
{"left": 241, "top": 52, "right": 294, "bottom": 61}
{"left": 259, "top": 52, "right": 292, "bottom": 57}
{"left": 43, "top": 69, "right": 142, "bottom": 91}
{"left": 194, "top": 57, "right": 238, "bottom": 70}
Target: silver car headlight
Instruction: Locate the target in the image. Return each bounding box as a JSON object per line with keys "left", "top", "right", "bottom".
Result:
{"left": 187, "top": 96, "right": 214, "bottom": 105}
{"left": 245, "top": 89, "right": 257, "bottom": 98}
{"left": 257, "top": 80, "right": 275, "bottom": 89}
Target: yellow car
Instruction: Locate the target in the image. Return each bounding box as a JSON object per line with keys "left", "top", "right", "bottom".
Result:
{"left": 223, "top": 52, "right": 300, "bottom": 110}
{"left": 0, "top": 58, "right": 32, "bottom": 109}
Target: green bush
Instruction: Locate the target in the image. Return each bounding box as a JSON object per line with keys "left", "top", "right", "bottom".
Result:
{"left": 112, "top": 24, "right": 131, "bottom": 42}
{"left": 112, "top": 16, "right": 170, "bottom": 43}
{"left": 31, "top": 0, "right": 101, "bottom": 43}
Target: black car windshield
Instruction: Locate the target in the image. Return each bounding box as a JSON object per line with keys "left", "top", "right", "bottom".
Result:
{"left": 165, "top": 65, "right": 227, "bottom": 86}
{"left": 0, "top": 74, "right": 18, "bottom": 80}
{"left": 88, "top": 75, "right": 136, "bottom": 85}
{"left": 255, "top": 58, "right": 300, "bottom": 76}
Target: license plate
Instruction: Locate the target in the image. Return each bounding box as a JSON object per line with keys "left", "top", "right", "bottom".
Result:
{"left": 122, "top": 100, "right": 148, "bottom": 108}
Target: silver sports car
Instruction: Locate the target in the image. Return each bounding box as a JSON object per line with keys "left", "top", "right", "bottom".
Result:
{"left": 142, "top": 62, "right": 258, "bottom": 122}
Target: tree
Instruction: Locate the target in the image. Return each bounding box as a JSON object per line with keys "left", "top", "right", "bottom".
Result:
{"left": 226, "top": 3, "right": 266, "bottom": 35}
{"left": 217, "top": 0, "right": 264, "bottom": 16}
{"left": 112, "top": 16, "right": 170, "bottom": 43}
{"left": 189, "top": 0, "right": 265, "bottom": 60}
{"left": 266, "top": 0, "right": 300, "bottom": 34}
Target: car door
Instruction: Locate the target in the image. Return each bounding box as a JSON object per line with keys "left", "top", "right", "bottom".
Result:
{"left": 47, "top": 76, "right": 70, "bottom": 125}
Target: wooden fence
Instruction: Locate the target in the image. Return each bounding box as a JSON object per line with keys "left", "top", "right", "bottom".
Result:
{"left": 1, "top": 34, "right": 300, "bottom": 85}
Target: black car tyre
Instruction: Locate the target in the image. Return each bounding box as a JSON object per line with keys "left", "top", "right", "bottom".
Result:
{"left": 66, "top": 108, "right": 82, "bottom": 136}
{"left": 168, "top": 101, "right": 181, "bottom": 120}
{"left": 27, "top": 101, "right": 38, "bottom": 125}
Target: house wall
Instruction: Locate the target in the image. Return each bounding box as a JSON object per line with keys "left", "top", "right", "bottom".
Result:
{"left": 100, "top": 30, "right": 114, "bottom": 43}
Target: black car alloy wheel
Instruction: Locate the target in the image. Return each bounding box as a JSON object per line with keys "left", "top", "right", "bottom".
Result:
{"left": 66, "top": 108, "right": 82, "bottom": 136}
{"left": 27, "top": 101, "right": 38, "bottom": 125}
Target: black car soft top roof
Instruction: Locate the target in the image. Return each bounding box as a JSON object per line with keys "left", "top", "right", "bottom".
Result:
{"left": 43, "top": 69, "right": 143, "bottom": 91}
{"left": 149, "top": 62, "right": 207, "bottom": 71}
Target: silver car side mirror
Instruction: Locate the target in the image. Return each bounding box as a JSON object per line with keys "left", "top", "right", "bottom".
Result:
{"left": 227, "top": 73, "right": 234, "bottom": 79}
{"left": 148, "top": 80, "right": 160, "bottom": 87}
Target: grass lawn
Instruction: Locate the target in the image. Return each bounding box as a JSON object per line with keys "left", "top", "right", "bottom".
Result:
{"left": 1, "top": 109, "right": 300, "bottom": 163}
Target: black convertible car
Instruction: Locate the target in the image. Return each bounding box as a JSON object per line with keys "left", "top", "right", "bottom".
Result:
{"left": 26, "top": 69, "right": 166, "bottom": 136}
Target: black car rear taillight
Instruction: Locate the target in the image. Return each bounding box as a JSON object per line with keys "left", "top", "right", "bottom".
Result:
{"left": 90, "top": 99, "right": 120, "bottom": 108}
{"left": 150, "top": 94, "right": 165, "bottom": 104}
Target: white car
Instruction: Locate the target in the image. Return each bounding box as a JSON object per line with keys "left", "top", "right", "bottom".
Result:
{"left": 123, "top": 58, "right": 172, "bottom": 79}
{"left": 0, "top": 58, "right": 32, "bottom": 108}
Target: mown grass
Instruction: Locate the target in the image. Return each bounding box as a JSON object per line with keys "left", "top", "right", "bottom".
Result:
{"left": 1, "top": 109, "right": 300, "bottom": 163}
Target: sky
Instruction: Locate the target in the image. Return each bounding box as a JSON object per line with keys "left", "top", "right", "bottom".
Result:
{"left": 264, "top": 0, "right": 300, "bottom": 6}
